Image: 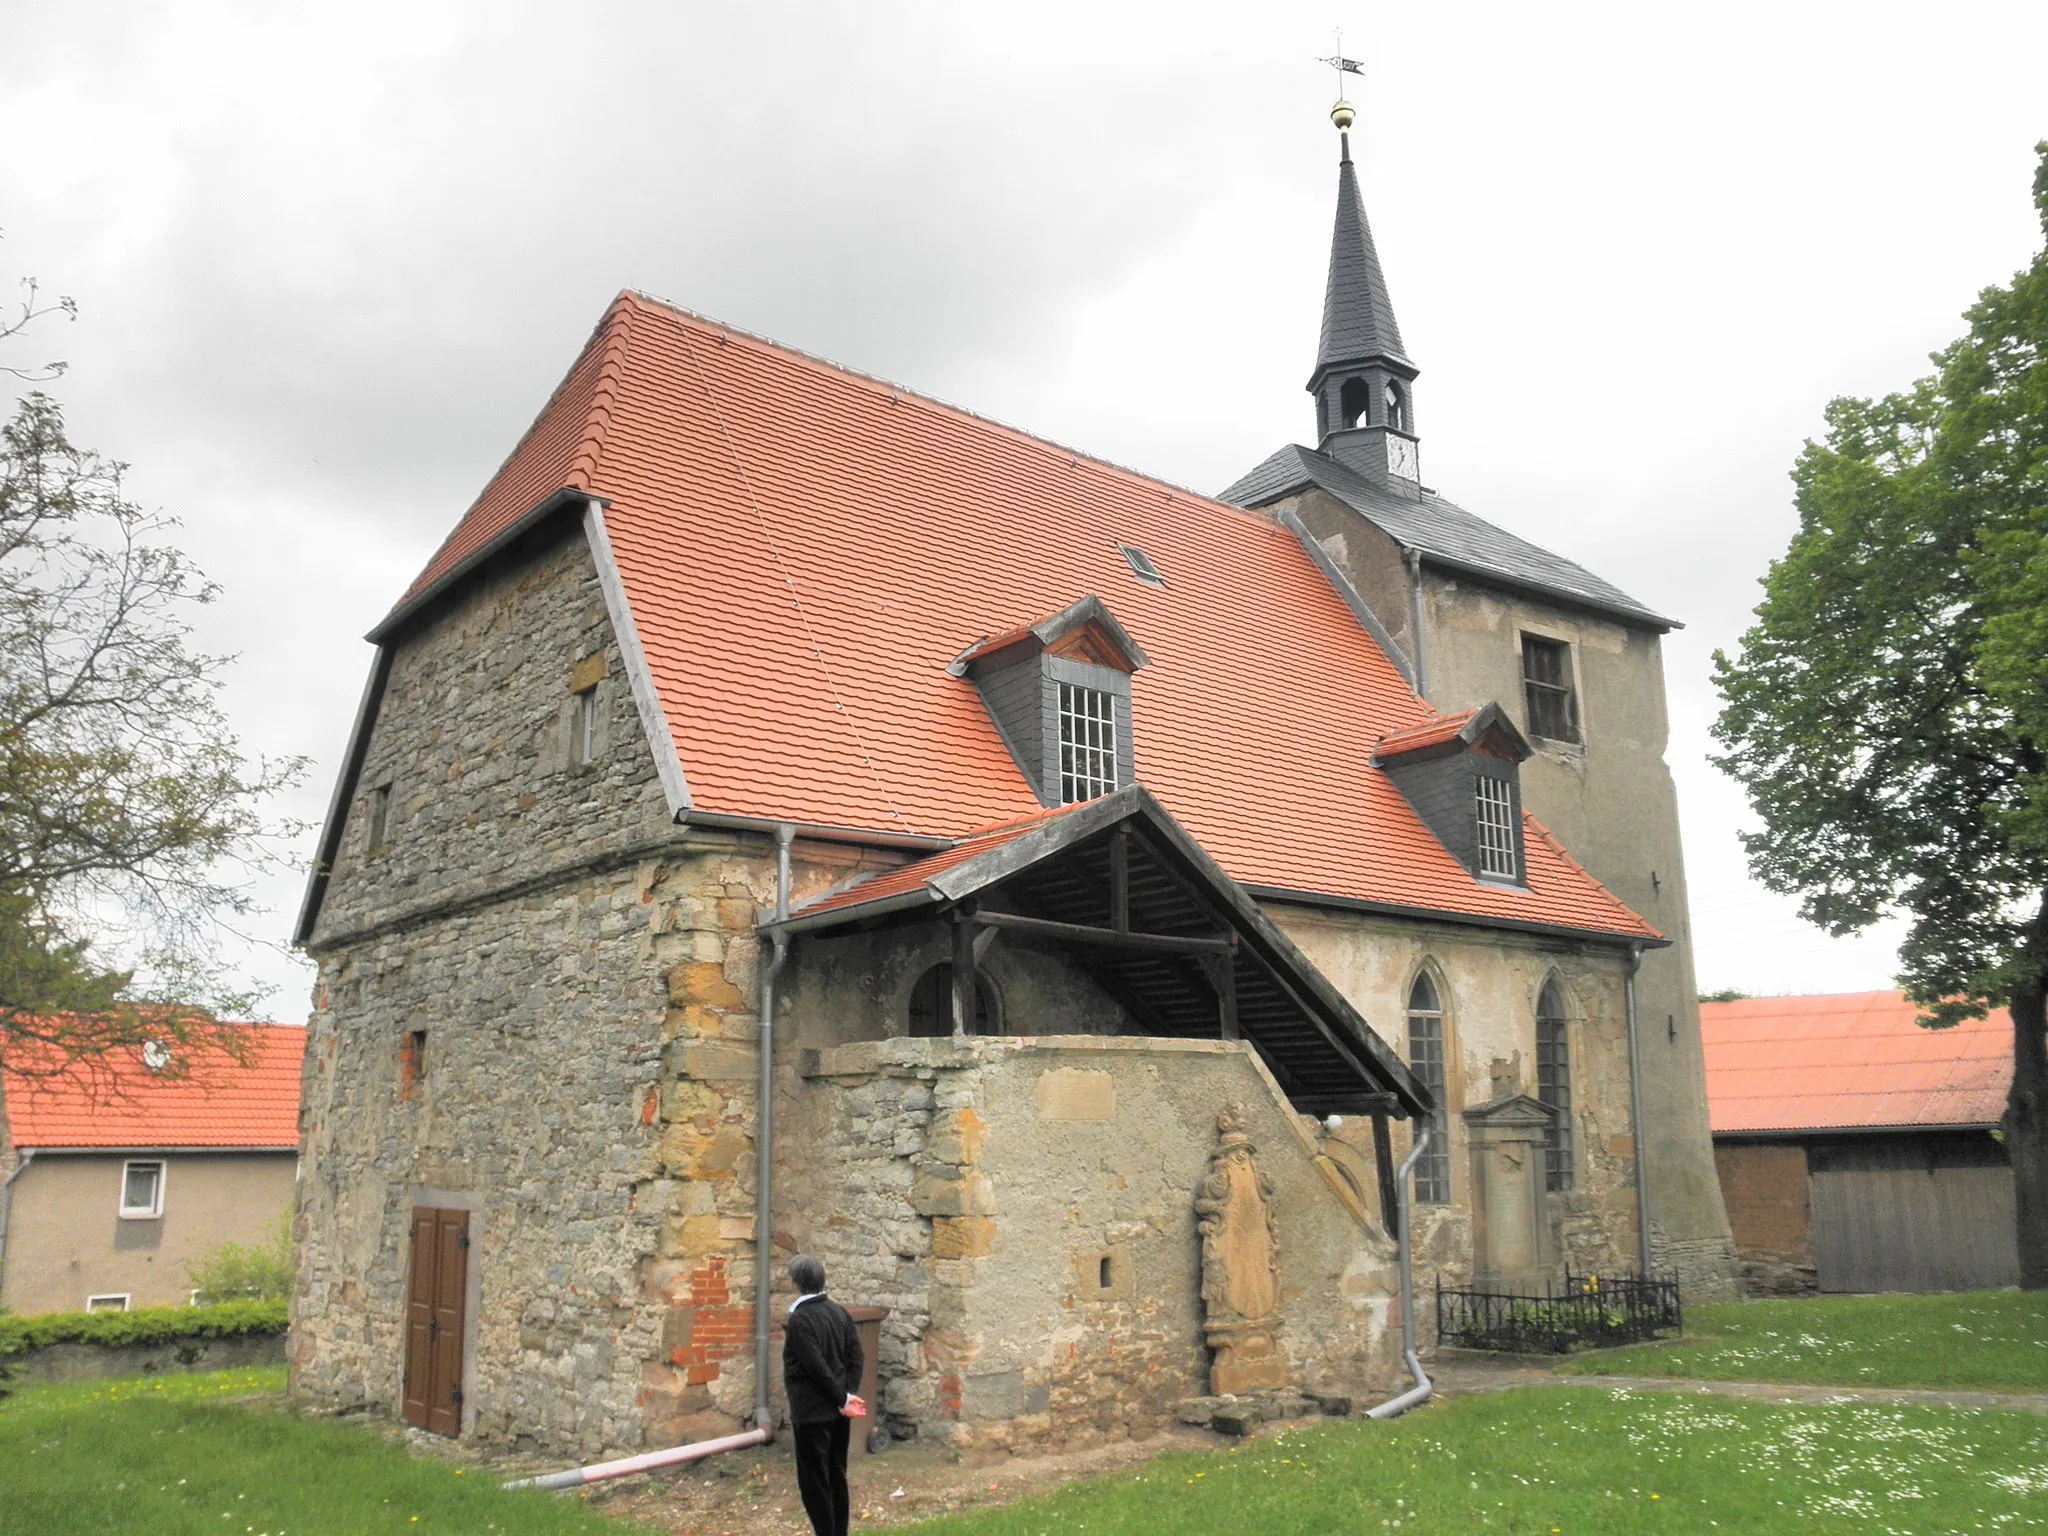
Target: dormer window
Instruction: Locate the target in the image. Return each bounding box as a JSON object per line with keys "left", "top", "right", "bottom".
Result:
{"left": 1474, "top": 774, "right": 1517, "bottom": 879}
{"left": 1058, "top": 682, "right": 1119, "bottom": 803}
{"left": 950, "top": 595, "right": 1148, "bottom": 809}
{"left": 1374, "top": 704, "right": 1533, "bottom": 886}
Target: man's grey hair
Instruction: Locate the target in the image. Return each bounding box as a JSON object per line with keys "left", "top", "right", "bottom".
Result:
{"left": 788, "top": 1254, "right": 826, "bottom": 1295}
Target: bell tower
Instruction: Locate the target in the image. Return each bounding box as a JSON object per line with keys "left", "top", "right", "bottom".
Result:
{"left": 1308, "top": 97, "right": 1421, "bottom": 493}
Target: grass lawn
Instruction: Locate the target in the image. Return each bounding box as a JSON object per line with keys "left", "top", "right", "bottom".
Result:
{"left": 0, "top": 1368, "right": 650, "bottom": 1536}
{"left": 1560, "top": 1291, "right": 2048, "bottom": 1392}
{"left": 910, "top": 1388, "right": 2048, "bottom": 1536}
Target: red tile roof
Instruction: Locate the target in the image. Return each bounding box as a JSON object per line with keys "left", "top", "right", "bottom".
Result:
{"left": 792, "top": 806, "right": 1086, "bottom": 921}
{"left": 1375, "top": 711, "right": 1481, "bottom": 758}
{"left": 1, "top": 1025, "right": 304, "bottom": 1150}
{"left": 388, "top": 292, "right": 1657, "bottom": 943}
{"left": 1701, "top": 991, "right": 2011, "bottom": 1135}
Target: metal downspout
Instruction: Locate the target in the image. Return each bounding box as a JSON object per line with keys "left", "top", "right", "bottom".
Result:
{"left": 1624, "top": 942, "right": 1653, "bottom": 1277}
{"left": 1366, "top": 1126, "right": 1433, "bottom": 1420}
{"left": 754, "top": 824, "right": 795, "bottom": 1433}
{"left": 1404, "top": 548, "right": 1429, "bottom": 698}
{"left": 0, "top": 1149, "right": 35, "bottom": 1299}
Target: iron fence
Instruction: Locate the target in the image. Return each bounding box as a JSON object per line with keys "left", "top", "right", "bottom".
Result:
{"left": 1435, "top": 1271, "right": 1682, "bottom": 1354}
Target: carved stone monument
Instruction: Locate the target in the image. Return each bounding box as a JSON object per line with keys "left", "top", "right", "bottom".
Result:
{"left": 1462, "top": 1093, "right": 1560, "bottom": 1293}
{"left": 1195, "top": 1103, "right": 1289, "bottom": 1395}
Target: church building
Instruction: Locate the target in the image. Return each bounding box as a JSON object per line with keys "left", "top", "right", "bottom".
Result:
{"left": 289, "top": 102, "right": 1733, "bottom": 1459}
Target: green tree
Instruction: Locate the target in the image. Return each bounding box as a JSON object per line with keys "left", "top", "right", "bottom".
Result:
{"left": 1712, "top": 144, "right": 2048, "bottom": 1288}
{"left": 184, "top": 1211, "right": 293, "bottom": 1304}
{"left": 0, "top": 283, "right": 303, "bottom": 1082}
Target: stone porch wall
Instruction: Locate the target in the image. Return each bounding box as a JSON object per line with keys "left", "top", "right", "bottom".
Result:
{"left": 779, "top": 1036, "right": 1402, "bottom": 1453}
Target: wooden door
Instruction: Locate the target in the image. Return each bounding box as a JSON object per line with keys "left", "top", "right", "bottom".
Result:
{"left": 401, "top": 1206, "right": 469, "bottom": 1435}
{"left": 1810, "top": 1139, "right": 2019, "bottom": 1293}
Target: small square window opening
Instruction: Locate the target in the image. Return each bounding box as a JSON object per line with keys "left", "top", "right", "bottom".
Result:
{"left": 1117, "top": 544, "right": 1164, "bottom": 588}
{"left": 1474, "top": 776, "right": 1517, "bottom": 880}
{"left": 1058, "top": 683, "right": 1119, "bottom": 804}
{"left": 86, "top": 1293, "right": 132, "bottom": 1313}
{"left": 1521, "top": 635, "right": 1579, "bottom": 743}
{"left": 119, "top": 1160, "right": 165, "bottom": 1219}
{"left": 366, "top": 782, "right": 393, "bottom": 852}
{"left": 569, "top": 685, "right": 600, "bottom": 770}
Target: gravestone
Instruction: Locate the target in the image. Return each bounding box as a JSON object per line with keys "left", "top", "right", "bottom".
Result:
{"left": 1195, "top": 1103, "right": 1289, "bottom": 1395}
{"left": 1462, "top": 1093, "right": 1559, "bottom": 1294}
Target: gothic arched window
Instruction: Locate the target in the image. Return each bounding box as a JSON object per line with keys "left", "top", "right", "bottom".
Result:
{"left": 1405, "top": 971, "right": 1452, "bottom": 1205}
{"left": 908, "top": 964, "right": 997, "bottom": 1037}
{"left": 1535, "top": 979, "right": 1574, "bottom": 1192}
{"left": 1339, "top": 376, "right": 1373, "bottom": 431}
{"left": 1384, "top": 381, "right": 1407, "bottom": 433}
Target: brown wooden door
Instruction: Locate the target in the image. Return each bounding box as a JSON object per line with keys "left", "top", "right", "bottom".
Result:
{"left": 401, "top": 1206, "right": 468, "bottom": 1435}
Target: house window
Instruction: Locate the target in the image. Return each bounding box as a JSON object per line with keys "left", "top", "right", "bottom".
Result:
{"left": 400, "top": 1029, "right": 427, "bottom": 1102}
{"left": 366, "top": 782, "right": 393, "bottom": 852}
{"left": 1474, "top": 775, "right": 1517, "bottom": 879}
{"left": 86, "top": 1293, "right": 132, "bottom": 1313}
{"left": 907, "top": 964, "right": 997, "bottom": 1037}
{"left": 1536, "top": 980, "right": 1574, "bottom": 1192}
{"left": 1117, "top": 544, "right": 1165, "bottom": 588}
{"left": 119, "top": 1160, "right": 165, "bottom": 1219}
{"left": 1521, "top": 636, "right": 1578, "bottom": 743}
{"left": 569, "top": 684, "right": 600, "bottom": 770}
{"left": 1405, "top": 973, "right": 1452, "bottom": 1205}
{"left": 1057, "top": 683, "right": 1119, "bottom": 804}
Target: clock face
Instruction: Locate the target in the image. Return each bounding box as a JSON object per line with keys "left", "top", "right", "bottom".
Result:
{"left": 1385, "top": 433, "right": 1419, "bottom": 482}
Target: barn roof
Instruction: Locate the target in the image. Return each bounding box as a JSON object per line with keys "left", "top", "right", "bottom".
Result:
{"left": 1701, "top": 991, "right": 2011, "bottom": 1136}
{"left": 1, "top": 1024, "right": 304, "bottom": 1151}
{"left": 313, "top": 291, "right": 1656, "bottom": 948}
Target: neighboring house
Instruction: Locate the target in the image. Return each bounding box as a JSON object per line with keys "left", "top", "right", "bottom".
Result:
{"left": 1702, "top": 992, "right": 2016, "bottom": 1295}
{"left": 1219, "top": 133, "right": 1735, "bottom": 1295}
{"left": 0, "top": 1025, "right": 304, "bottom": 1315}
{"left": 291, "top": 108, "right": 1721, "bottom": 1458}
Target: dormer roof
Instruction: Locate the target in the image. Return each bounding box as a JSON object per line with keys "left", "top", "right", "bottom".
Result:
{"left": 304, "top": 292, "right": 1658, "bottom": 949}
{"left": 1375, "top": 705, "right": 1532, "bottom": 767}
{"left": 947, "top": 595, "right": 1149, "bottom": 678}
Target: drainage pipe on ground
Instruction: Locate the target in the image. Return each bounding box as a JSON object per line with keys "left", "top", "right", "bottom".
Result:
{"left": 1366, "top": 1126, "right": 1433, "bottom": 1421}
{"left": 509, "top": 826, "right": 798, "bottom": 1496}
{"left": 503, "top": 1427, "right": 771, "bottom": 1491}
{"left": 1624, "top": 942, "right": 1652, "bottom": 1279}
{"left": 753, "top": 824, "right": 796, "bottom": 1432}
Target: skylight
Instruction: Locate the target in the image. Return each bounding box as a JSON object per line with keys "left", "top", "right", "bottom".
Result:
{"left": 1117, "top": 544, "right": 1164, "bottom": 588}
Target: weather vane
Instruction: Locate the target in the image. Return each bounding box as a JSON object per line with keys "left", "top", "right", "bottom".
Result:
{"left": 1319, "top": 27, "right": 1365, "bottom": 137}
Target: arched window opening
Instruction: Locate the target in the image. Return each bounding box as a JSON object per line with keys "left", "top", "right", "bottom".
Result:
{"left": 1339, "top": 376, "right": 1373, "bottom": 431}
{"left": 1535, "top": 980, "right": 1574, "bottom": 1192}
{"left": 1384, "top": 381, "right": 1407, "bottom": 433}
{"left": 1405, "top": 971, "right": 1452, "bottom": 1205}
{"left": 908, "top": 963, "right": 997, "bottom": 1038}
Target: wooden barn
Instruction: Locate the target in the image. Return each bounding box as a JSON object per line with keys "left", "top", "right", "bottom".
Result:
{"left": 1702, "top": 992, "right": 2017, "bottom": 1295}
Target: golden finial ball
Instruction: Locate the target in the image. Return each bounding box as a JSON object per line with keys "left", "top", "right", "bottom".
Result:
{"left": 1330, "top": 98, "right": 1355, "bottom": 132}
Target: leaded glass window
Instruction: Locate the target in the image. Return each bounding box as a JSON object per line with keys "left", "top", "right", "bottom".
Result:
{"left": 1058, "top": 682, "right": 1119, "bottom": 803}
{"left": 1536, "top": 980, "right": 1574, "bottom": 1192}
{"left": 1406, "top": 972, "right": 1452, "bottom": 1205}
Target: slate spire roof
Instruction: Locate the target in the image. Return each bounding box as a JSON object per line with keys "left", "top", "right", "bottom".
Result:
{"left": 1315, "top": 135, "right": 1410, "bottom": 380}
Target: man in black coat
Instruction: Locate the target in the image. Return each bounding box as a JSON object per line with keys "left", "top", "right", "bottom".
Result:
{"left": 781, "top": 1254, "right": 865, "bottom": 1536}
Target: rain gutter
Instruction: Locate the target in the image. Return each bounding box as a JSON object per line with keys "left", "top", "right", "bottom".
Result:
{"left": 0, "top": 1149, "right": 35, "bottom": 1298}
{"left": 1625, "top": 942, "right": 1653, "bottom": 1277}
{"left": 754, "top": 823, "right": 796, "bottom": 1432}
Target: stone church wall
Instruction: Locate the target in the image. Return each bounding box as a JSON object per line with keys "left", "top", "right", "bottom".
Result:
{"left": 781, "top": 1036, "right": 1402, "bottom": 1452}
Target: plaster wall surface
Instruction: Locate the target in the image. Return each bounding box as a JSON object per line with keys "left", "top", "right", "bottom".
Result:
{"left": 0, "top": 1152, "right": 296, "bottom": 1314}
{"left": 1270, "top": 486, "right": 1737, "bottom": 1298}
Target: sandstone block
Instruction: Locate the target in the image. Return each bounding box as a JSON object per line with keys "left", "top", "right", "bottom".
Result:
{"left": 911, "top": 1170, "right": 995, "bottom": 1217}
{"left": 930, "top": 1216, "right": 997, "bottom": 1259}
{"left": 925, "top": 1107, "right": 988, "bottom": 1167}
{"left": 1035, "top": 1068, "right": 1115, "bottom": 1121}
{"left": 668, "top": 962, "right": 744, "bottom": 1010}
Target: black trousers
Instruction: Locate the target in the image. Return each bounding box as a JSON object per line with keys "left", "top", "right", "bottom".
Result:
{"left": 792, "top": 1414, "right": 851, "bottom": 1536}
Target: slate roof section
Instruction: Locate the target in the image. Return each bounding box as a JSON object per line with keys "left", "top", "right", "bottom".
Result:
{"left": 1317, "top": 147, "right": 1409, "bottom": 376}
{"left": 1, "top": 1025, "right": 305, "bottom": 1150}
{"left": 1701, "top": 991, "right": 2011, "bottom": 1135}
{"left": 370, "top": 292, "right": 1658, "bottom": 945}
{"left": 1219, "top": 443, "right": 1679, "bottom": 632}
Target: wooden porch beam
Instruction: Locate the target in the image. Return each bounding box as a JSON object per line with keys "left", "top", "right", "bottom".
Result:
{"left": 972, "top": 909, "right": 1234, "bottom": 955}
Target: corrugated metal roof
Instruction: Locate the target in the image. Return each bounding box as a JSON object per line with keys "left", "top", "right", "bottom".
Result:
{"left": 2, "top": 1025, "right": 305, "bottom": 1150}
{"left": 1701, "top": 991, "right": 2011, "bottom": 1135}
{"left": 372, "top": 292, "right": 1657, "bottom": 945}
{"left": 1218, "top": 443, "right": 1678, "bottom": 632}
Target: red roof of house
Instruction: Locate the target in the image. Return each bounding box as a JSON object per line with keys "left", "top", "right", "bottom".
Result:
{"left": 387, "top": 292, "right": 1656, "bottom": 943}
{"left": 1701, "top": 991, "right": 2011, "bottom": 1135}
{"left": 1, "top": 1025, "right": 305, "bottom": 1150}
{"left": 1375, "top": 711, "right": 1481, "bottom": 758}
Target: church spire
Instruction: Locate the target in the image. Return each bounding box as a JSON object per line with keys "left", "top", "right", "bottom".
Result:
{"left": 1308, "top": 95, "right": 1422, "bottom": 492}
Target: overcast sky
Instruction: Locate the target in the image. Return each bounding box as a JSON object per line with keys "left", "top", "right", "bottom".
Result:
{"left": 4, "top": 0, "right": 2043, "bottom": 1019}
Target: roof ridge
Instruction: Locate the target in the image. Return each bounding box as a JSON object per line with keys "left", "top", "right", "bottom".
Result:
{"left": 621, "top": 289, "right": 1288, "bottom": 538}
